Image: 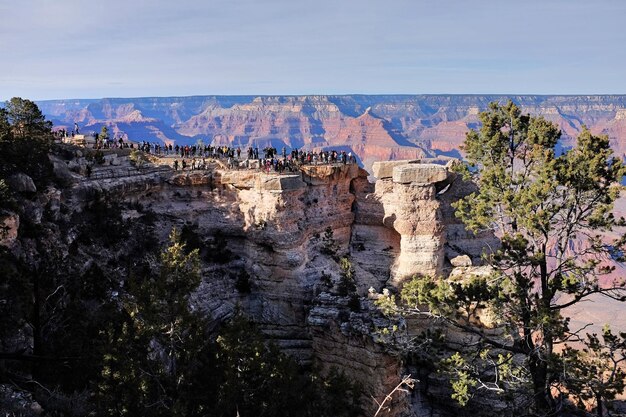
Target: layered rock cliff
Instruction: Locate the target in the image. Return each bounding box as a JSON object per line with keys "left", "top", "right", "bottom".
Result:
{"left": 1, "top": 146, "right": 501, "bottom": 415}
{"left": 37, "top": 95, "right": 626, "bottom": 173}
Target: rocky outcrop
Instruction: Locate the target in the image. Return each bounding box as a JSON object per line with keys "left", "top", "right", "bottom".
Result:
{"left": 352, "top": 160, "right": 496, "bottom": 286}
{"left": 49, "top": 154, "right": 77, "bottom": 185}
{"left": 450, "top": 254, "right": 472, "bottom": 267}
{"left": 392, "top": 164, "right": 448, "bottom": 185}
{"left": 150, "top": 157, "right": 491, "bottom": 415}
{"left": 372, "top": 159, "right": 420, "bottom": 179}
{"left": 308, "top": 294, "right": 410, "bottom": 417}
{"left": 9, "top": 148, "right": 497, "bottom": 416}
{"left": 7, "top": 173, "right": 36, "bottom": 194}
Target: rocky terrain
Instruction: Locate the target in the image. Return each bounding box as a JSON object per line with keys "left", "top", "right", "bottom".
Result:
{"left": 1, "top": 147, "right": 499, "bottom": 416}
{"left": 37, "top": 95, "right": 626, "bottom": 173}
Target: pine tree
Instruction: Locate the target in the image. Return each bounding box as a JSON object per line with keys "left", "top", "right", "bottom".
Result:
{"left": 0, "top": 97, "right": 53, "bottom": 183}
{"left": 97, "top": 228, "right": 212, "bottom": 417}
{"left": 4, "top": 97, "right": 52, "bottom": 140}
{"left": 0, "top": 108, "right": 11, "bottom": 143}
{"left": 385, "top": 101, "right": 626, "bottom": 415}
{"left": 98, "top": 126, "right": 109, "bottom": 143}
{"left": 562, "top": 326, "right": 626, "bottom": 416}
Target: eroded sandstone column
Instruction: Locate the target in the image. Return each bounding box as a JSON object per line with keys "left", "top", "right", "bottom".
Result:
{"left": 388, "top": 164, "right": 447, "bottom": 284}
{"left": 365, "top": 162, "right": 451, "bottom": 286}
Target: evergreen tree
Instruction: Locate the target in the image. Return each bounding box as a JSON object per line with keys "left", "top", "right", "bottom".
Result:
{"left": 97, "top": 228, "right": 211, "bottom": 417}
{"left": 0, "top": 97, "right": 53, "bottom": 184}
{"left": 383, "top": 101, "right": 626, "bottom": 415}
{"left": 0, "top": 109, "right": 12, "bottom": 209}
{"left": 562, "top": 326, "right": 626, "bottom": 416}
{"left": 4, "top": 97, "right": 52, "bottom": 140}
{"left": 98, "top": 126, "right": 109, "bottom": 143}
{"left": 211, "top": 313, "right": 362, "bottom": 417}
{"left": 0, "top": 108, "right": 11, "bottom": 143}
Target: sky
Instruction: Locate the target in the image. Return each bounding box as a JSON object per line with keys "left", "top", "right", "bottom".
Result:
{"left": 1, "top": 0, "right": 625, "bottom": 100}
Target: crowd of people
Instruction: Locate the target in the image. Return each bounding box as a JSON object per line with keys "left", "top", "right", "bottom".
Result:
{"left": 164, "top": 145, "right": 358, "bottom": 173}
{"left": 254, "top": 148, "right": 357, "bottom": 173}
{"left": 101, "top": 138, "right": 131, "bottom": 149}
{"left": 64, "top": 132, "right": 358, "bottom": 173}
{"left": 57, "top": 125, "right": 354, "bottom": 169}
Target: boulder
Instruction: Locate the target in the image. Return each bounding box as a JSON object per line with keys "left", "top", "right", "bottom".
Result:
{"left": 371, "top": 160, "right": 419, "bottom": 179}
{"left": 392, "top": 164, "right": 448, "bottom": 185}
{"left": 0, "top": 212, "right": 19, "bottom": 247}
{"left": 219, "top": 170, "right": 257, "bottom": 189}
{"left": 258, "top": 175, "right": 305, "bottom": 191}
{"left": 7, "top": 173, "right": 36, "bottom": 193}
{"left": 49, "top": 155, "right": 75, "bottom": 185}
{"left": 450, "top": 254, "right": 472, "bottom": 267}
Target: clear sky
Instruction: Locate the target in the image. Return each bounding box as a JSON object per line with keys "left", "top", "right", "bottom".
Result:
{"left": 1, "top": 0, "right": 625, "bottom": 100}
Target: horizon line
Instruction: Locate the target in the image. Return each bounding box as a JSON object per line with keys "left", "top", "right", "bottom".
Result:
{"left": 20, "top": 93, "right": 626, "bottom": 102}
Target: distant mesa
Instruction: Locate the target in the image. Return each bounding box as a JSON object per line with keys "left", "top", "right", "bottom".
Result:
{"left": 38, "top": 95, "right": 626, "bottom": 172}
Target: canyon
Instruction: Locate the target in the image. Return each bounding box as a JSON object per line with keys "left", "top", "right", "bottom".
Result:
{"left": 1, "top": 149, "right": 499, "bottom": 415}
{"left": 4, "top": 95, "right": 626, "bottom": 415}
{"left": 37, "top": 95, "right": 626, "bottom": 174}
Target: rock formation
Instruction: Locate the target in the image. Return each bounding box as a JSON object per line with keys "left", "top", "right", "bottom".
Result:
{"left": 1, "top": 147, "right": 499, "bottom": 416}
{"left": 38, "top": 95, "right": 626, "bottom": 175}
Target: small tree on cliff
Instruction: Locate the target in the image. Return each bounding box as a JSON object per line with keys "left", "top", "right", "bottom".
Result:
{"left": 0, "top": 97, "right": 53, "bottom": 184}
{"left": 562, "top": 325, "right": 626, "bottom": 417}
{"left": 4, "top": 97, "right": 52, "bottom": 140}
{"left": 387, "top": 101, "right": 626, "bottom": 415}
{"left": 97, "top": 228, "right": 211, "bottom": 416}
{"left": 0, "top": 108, "right": 11, "bottom": 142}
{"left": 98, "top": 125, "right": 109, "bottom": 143}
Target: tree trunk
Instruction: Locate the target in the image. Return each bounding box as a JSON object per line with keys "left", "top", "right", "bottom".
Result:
{"left": 536, "top": 249, "right": 557, "bottom": 415}
{"left": 31, "top": 270, "right": 43, "bottom": 379}
{"left": 529, "top": 353, "right": 553, "bottom": 415}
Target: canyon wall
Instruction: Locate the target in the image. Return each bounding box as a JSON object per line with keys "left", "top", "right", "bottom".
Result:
{"left": 20, "top": 151, "right": 497, "bottom": 416}
{"left": 0, "top": 147, "right": 500, "bottom": 414}
{"left": 37, "top": 95, "right": 626, "bottom": 174}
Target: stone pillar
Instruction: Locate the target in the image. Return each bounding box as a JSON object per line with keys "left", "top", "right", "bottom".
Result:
{"left": 379, "top": 163, "right": 450, "bottom": 285}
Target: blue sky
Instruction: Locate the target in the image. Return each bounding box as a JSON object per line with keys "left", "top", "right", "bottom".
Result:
{"left": 1, "top": 0, "right": 625, "bottom": 100}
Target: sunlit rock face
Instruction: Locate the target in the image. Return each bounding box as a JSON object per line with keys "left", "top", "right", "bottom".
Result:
{"left": 40, "top": 95, "right": 626, "bottom": 178}
{"left": 40, "top": 152, "right": 495, "bottom": 416}
{"left": 352, "top": 160, "right": 496, "bottom": 287}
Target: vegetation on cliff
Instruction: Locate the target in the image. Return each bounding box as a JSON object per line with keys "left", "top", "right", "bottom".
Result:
{"left": 378, "top": 101, "right": 626, "bottom": 416}
{"left": 3, "top": 96, "right": 626, "bottom": 416}
{"left": 0, "top": 98, "right": 362, "bottom": 417}
{"left": 0, "top": 98, "right": 53, "bottom": 190}
{"left": 94, "top": 229, "right": 358, "bottom": 417}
